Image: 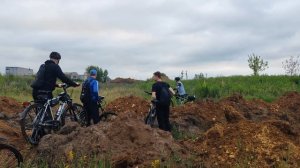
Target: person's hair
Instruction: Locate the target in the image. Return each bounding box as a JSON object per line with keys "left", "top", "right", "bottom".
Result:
{"left": 153, "top": 71, "right": 162, "bottom": 79}
{"left": 175, "top": 77, "right": 181, "bottom": 81}
{"left": 49, "top": 52, "right": 61, "bottom": 60}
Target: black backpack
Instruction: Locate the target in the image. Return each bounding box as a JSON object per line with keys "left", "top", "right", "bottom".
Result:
{"left": 80, "top": 79, "right": 91, "bottom": 104}
{"left": 31, "top": 64, "right": 47, "bottom": 89}
{"left": 159, "top": 84, "right": 171, "bottom": 105}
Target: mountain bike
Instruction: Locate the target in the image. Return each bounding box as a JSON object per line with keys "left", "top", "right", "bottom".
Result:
{"left": 20, "top": 84, "right": 83, "bottom": 145}
{"left": 77, "top": 96, "right": 117, "bottom": 126}
{"left": 144, "top": 91, "right": 158, "bottom": 127}
{"left": 173, "top": 88, "right": 196, "bottom": 105}
{"left": 175, "top": 93, "right": 196, "bottom": 105}
{"left": 0, "top": 138, "right": 23, "bottom": 168}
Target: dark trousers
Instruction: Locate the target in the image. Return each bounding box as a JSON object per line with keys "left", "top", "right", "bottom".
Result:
{"left": 156, "top": 103, "right": 171, "bottom": 132}
{"left": 32, "top": 89, "right": 53, "bottom": 103}
{"left": 84, "top": 102, "right": 100, "bottom": 126}
{"left": 32, "top": 89, "right": 53, "bottom": 118}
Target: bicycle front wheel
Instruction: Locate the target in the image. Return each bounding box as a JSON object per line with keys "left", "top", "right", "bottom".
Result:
{"left": 145, "top": 108, "right": 156, "bottom": 127}
{"left": 20, "top": 103, "right": 44, "bottom": 145}
{"left": 0, "top": 143, "right": 23, "bottom": 168}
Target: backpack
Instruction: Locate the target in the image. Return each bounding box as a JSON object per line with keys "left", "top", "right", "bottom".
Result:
{"left": 159, "top": 84, "right": 171, "bottom": 105}
{"left": 31, "top": 64, "right": 47, "bottom": 89}
{"left": 80, "top": 79, "right": 91, "bottom": 104}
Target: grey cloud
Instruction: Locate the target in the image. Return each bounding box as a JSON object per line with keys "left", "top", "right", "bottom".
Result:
{"left": 0, "top": 0, "right": 300, "bottom": 79}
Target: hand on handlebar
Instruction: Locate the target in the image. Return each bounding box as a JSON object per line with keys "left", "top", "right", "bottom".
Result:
{"left": 144, "top": 91, "right": 152, "bottom": 95}
{"left": 56, "top": 83, "right": 80, "bottom": 88}
{"left": 56, "top": 83, "right": 64, "bottom": 88}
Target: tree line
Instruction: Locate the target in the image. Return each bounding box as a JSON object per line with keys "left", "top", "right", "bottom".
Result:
{"left": 193, "top": 54, "right": 300, "bottom": 79}
{"left": 86, "top": 65, "right": 109, "bottom": 83}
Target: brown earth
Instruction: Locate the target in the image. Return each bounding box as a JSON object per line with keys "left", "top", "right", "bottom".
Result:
{"left": 1, "top": 92, "right": 300, "bottom": 167}
{"left": 0, "top": 97, "right": 29, "bottom": 157}
{"left": 105, "top": 95, "right": 149, "bottom": 119}
{"left": 37, "top": 113, "right": 183, "bottom": 167}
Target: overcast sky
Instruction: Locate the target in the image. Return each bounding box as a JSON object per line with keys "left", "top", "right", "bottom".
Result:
{"left": 0, "top": 0, "right": 299, "bottom": 79}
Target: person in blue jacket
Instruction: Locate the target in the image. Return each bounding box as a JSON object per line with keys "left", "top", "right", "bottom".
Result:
{"left": 84, "top": 69, "right": 100, "bottom": 125}
{"left": 175, "top": 77, "right": 186, "bottom": 97}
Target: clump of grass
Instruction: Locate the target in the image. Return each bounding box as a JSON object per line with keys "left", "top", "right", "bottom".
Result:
{"left": 171, "top": 124, "right": 199, "bottom": 141}
{"left": 21, "top": 152, "right": 112, "bottom": 168}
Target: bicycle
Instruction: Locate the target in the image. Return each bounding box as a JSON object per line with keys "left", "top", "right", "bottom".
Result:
{"left": 173, "top": 88, "right": 196, "bottom": 105}
{"left": 0, "top": 138, "right": 23, "bottom": 168}
{"left": 144, "top": 91, "right": 158, "bottom": 127}
{"left": 20, "top": 83, "right": 83, "bottom": 145}
{"left": 77, "top": 96, "right": 117, "bottom": 126}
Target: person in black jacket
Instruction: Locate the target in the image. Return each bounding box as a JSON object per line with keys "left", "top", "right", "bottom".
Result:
{"left": 151, "top": 71, "right": 175, "bottom": 132}
{"left": 31, "top": 52, "right": 80, "bottom": 102}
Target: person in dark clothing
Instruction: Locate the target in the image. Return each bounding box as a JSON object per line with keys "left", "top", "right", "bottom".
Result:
{"left": 31, "top": 52, "right": 79, "bottom": 102}
{"left": 82, "top": 69, "right": 100, "bottom": 126}
{"left": 151, "top": 71, "right": 175, "bottom": 132}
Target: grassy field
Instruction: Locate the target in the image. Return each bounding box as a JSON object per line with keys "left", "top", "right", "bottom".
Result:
{"left": 135, "top": 75, "right": 300, "bottom": 102}
{"left": 1, "top": 74, "right": 300, "bottom": 103}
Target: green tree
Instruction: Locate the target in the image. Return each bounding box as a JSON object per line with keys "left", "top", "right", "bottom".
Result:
{"left": 86, "top": 65, "right": 109, "bottom": 83}
{"left": 98, "top": 68, "right": 104, "bottom": 81}
{"left": 103, "top": 70, "right": 108, "bottom": 82}
{"left": 248, "top": 53, "right": 269, "bottom": 76}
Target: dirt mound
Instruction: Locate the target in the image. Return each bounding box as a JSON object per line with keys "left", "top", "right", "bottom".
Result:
{"left": 1, "top": 92, "right": 300, "bottom": 167}
{"left": 0, "top": 97, "right": 23, "bottom": 118}
{"left": 37, "top": 113, "right": 182, "bottom": 167}
{"left": 171, "top": 100, "right": 227, "bottom": 135}
{"left": 0, "top": 97, "right": 26, "bottom": 152}
{"left": 110, "top": 78, "right": 140, "bottom": 84}
{"left": 105, "top": 96, "right": 149, "bottom": 119}
{"left": 181, "top": 120, "right": 300, "bottom": 167}
{"left": 171, "top": 94, "right": 282, "bottom": 135}
{"left": 220, "top": 94, "right": 276, "bottom": 122}
{"left": 272, "top": 92, "right": 300, "bottom": 134}
{"left": 9, "top": 92, "right": 296, "bottom": 167}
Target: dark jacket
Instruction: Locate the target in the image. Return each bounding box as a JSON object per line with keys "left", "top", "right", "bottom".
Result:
{"left": 37, "top": 60, "right": 77, "bottom": 91}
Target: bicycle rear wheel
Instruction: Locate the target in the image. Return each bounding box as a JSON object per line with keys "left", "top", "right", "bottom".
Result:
{"left": 62, "top": 103, "right": 84, "bottom": 125}
{"left": 0, "top": 143, "right": 23, "bottom": 168}
{"left": 20, "top": 103, "right": 44, "bottom": 145}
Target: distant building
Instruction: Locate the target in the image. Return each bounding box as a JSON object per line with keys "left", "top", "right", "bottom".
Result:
{"left": 65, "top": 72, "right": 80, "bottom": 80}
{"left": 5, "top": 67, "right": 33, "bottom": 76}
{"left": 66, "top": 72, "right": 88, "bottom": 81}
{"left": 79, "top": 72, "right": 89, "bottom": 81}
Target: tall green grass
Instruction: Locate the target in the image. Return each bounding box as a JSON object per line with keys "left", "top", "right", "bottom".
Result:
{"left": 1, "top": 74, "right": 300, "bottom": 103}
{"left": 0, "top": 74, "right": 33, "bottom": 102}
{"left": 135, "top": 75, "right": 300, "bottom": 102}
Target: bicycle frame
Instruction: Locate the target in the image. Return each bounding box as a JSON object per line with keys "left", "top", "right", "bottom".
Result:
{"left": 33, "top": 85, "right": 73, "bottom": 129}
